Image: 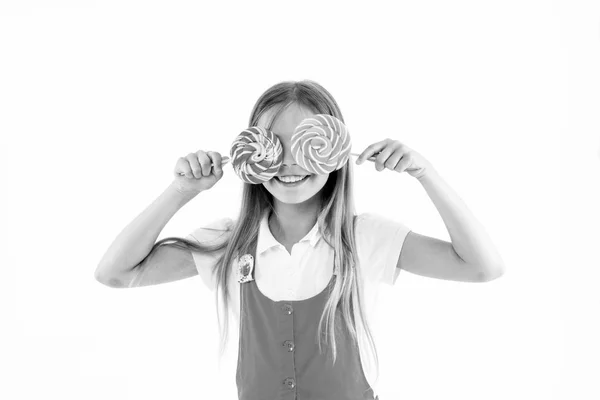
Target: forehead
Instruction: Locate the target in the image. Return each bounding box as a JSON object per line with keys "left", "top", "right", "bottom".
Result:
{"left": 257, "top": 103, "right": 316, "bottom": 139}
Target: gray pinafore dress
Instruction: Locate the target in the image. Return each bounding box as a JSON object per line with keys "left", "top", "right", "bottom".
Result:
{"left": 235, "top": 238, "right": 379, "bottom": 400}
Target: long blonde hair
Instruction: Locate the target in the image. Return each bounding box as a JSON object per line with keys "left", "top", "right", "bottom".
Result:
{"left": 153, "top": 80, "right": 379, "bottom": 381}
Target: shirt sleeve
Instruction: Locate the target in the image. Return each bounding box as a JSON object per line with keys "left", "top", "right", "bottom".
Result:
{"left": 185, "top": 217, "right": 233, "bottom": 292}
{"left": 356, "top": 212, "right": 411, "bottom": 286}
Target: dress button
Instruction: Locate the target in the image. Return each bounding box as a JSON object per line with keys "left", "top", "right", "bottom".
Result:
{"left": 283, "top": 377, "right": 296, "bottom": 389}
{"left": 283, "top": 340, "right": 295, "bottom": 352}
{"left": 281, "top": 304, "right": 293, "bottom": 315}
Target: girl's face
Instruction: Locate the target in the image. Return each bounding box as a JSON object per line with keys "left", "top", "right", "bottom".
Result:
{"left": 258, "top": 104, "right": 329, "bottom": 204}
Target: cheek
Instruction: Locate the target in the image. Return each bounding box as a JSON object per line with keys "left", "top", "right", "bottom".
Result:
{"left": 311, "top": 174, "right": 329, "bottom": 189}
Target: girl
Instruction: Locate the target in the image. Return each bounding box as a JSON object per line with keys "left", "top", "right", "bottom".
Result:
{"left": 95, "top": 80, "right": 505, "bottom": 400}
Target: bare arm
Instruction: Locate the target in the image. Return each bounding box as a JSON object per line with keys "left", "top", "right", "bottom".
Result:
{"left": 94, "top": 182, "right": 200, "bottom": 286}
{"left": 106, "top": 244, "right": 198, "bottom": 289}
{"left": 397, "top": 169, "right": 505, "bottom": 282}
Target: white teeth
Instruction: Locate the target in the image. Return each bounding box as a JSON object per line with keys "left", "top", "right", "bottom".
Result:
{"left": 277, "top": 175, "right": 307, "bottom": 183}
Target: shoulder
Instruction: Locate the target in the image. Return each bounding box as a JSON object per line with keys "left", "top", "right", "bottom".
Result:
{"left": 354, "top": 212, "right": 410, "bottom": 250}
{"left": 355, "top": 212, "right": 410, "bottom": 236}
{"left": 186, "top": 217, "right": 234, "bottom": 243}
{"left": 354, "top": 212, "right": 412, "bottom": 284}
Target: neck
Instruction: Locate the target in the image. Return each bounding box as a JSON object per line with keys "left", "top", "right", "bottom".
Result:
{"left": 269, "top": 199, "right": 320, "bottom": 242}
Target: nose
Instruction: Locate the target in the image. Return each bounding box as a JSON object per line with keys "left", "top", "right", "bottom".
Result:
{"left": 276, "top": 134, "right": 310, "bottom": 174}
{"left": 281, "top": 152, "right": 310, "bottom": 174}
{"left": 279, "top": 137, "right": 297, "bottom": 167}
{"left": 281, "top": 155, "right": 296, "bottom": 168}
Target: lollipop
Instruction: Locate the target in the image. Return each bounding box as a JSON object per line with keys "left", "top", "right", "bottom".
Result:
{"left": 176, "top": 127, "right": 282, "bottom": 184}
{"left": 178, "top": 114, "right": 377, "bottom": 183}
{"left": 291, "top": 114, "right": 352, "bottom": 175}
{"left": 229, "top": 126, "right": 283, "bottom": 184}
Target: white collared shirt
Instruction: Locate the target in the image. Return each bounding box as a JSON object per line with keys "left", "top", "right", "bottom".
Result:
{"left": 186, "top": 211, "right": 411, "bottom": 396}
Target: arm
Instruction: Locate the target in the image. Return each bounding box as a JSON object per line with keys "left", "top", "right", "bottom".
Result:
{"left": 94, "top": 182, "right": 199, "bottom": 286}
{"left": 398, "top": 168, "right": 505, "bottom": 282}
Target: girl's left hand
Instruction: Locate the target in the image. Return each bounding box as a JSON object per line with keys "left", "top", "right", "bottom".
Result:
{"left": 355, "top": 138, "right": 433, "bottom": 180}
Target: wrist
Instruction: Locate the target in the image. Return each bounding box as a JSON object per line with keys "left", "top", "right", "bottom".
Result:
{"left": 168, "top": 181, "right": 202, "bottom": 201}
{"left": 415, "top": 166, "right": 439, "bottom": 183}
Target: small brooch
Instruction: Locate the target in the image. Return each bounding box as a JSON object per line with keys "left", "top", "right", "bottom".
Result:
{"left": 237, "top": 254, "right": 254, "bottom": 283}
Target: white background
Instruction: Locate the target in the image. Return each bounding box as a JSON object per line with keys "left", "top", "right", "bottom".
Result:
{"left": 0, "top": 0, "right": 593, "bottom": 399}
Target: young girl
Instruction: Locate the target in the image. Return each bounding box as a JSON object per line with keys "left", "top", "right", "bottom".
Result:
{"left": 95, "top": 80, "right": 505, "bottom": 399}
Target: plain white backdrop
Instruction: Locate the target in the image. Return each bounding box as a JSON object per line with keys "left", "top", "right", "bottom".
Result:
{"left": 1, "top": 0, "right": 593, "bottom": 399}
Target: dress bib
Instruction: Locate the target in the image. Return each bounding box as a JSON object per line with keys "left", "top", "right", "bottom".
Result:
{"left": 236, "top": 238, "right": 379, "bottom": 400}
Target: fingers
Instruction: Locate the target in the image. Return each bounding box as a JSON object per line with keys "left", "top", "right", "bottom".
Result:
{"left": 197, "top": 152, "right": 214, "bottom": 177}
{"left": 175, "top": 157, "right": 194, "bottom": 179}
{"left": 374, "top": 146, "right": 395, "bottom": 171}
{"left": 207, "top": 151, "right": 222, "bottom": 176}
{"left": 185, "top": 152, "right": 204, "bottom": 178}
{"left": 180, "top": 151, "right": 209, "bottom": 178}
{"left": 356, "top": 142, "right": 385, "bottom": 165}
{"left": 179, "top": 150, "right": 225, "bottom": 179}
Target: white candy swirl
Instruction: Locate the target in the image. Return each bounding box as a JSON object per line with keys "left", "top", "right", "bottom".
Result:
{"left": 291, "top": 114, "right": 351, "bottom": 174}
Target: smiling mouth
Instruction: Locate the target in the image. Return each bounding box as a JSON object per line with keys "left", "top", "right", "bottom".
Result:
{"left": 274, "top": 175, "right": 310, "bottom": 184}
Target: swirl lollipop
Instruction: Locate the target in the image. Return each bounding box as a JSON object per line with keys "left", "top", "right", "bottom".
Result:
{"left": 176, "top": 127, "right": 282, "bottom": 184}
{"left": 291, "top": 114, "right": 352, "bottom": 175}
{"left": 229, "top": 126, "right": 283, "bottom": 184}
{"left": 178, "top": 114, "right": 378, "bottom": 183}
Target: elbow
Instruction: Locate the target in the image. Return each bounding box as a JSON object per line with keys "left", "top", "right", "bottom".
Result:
{"left": 94, "top": 271, "right": 113, "bottom": 287}
{"left": 477, "top": 264, "right": 505, "bottom": 282}
{"left": 94, "top": 267, "right": 110, "bottom": 286}
{"left": 94, "top": 269, "right": 126, "bottom": 289}
{"left": 94, "top": 268, "right": 106, "bottom": 284}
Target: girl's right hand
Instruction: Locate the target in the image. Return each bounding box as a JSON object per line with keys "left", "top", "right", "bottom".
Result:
{"left": 172, "top": 150, "right": 225, "bottom": 195}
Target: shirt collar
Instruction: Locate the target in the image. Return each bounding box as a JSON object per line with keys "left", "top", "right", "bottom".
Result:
{"left": 257, "top": 211, "right": 322, "bottom": 255}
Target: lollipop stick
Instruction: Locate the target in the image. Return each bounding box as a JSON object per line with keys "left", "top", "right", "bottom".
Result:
{"left": 178, "top": 152, "right": 378, "bottom": 177}
{"left": 350, "top": 151, "right": 380, "bottom": 161}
